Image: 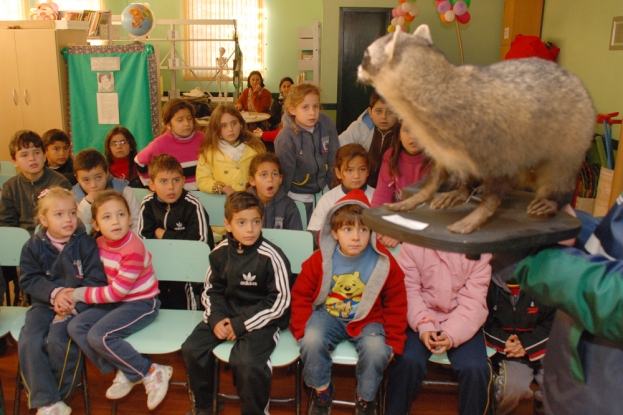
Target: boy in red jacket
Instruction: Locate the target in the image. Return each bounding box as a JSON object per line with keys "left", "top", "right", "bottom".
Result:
{"left": 290, "top": 190, "right": 407, "bottom": 415}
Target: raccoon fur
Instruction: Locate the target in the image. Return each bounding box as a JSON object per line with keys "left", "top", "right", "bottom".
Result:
{"left": 358, "top": 24, "right": 595, "bottom": 234}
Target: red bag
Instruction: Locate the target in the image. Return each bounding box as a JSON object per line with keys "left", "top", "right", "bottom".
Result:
{"left": 505, "top": 35, "right": 560, "bottom": 62}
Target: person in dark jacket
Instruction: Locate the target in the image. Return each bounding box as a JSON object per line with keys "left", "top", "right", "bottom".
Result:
{"left": 485, "top": 260, "right": 555, "bottom": 415}
{"left": 247, "top": 152, "right": 302, "bottom": 230}
{"left": 19, "top": 187, "right": 107, "bottom": 415}
{"left": 138, "top": 154, "right": 214, "bottom": 310}
{"left": 182, "top": 191, "right": 292, "bottom": 415}
{"left": 42, "top": 129, "right": 76, "bottom": 186}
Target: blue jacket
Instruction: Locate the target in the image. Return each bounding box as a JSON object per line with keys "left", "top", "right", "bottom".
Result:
{"left": 19, "top": 225, "right": 108, "bottom": 311}
{"left": 71, "top": 175, "right": 127, "bottom": 204}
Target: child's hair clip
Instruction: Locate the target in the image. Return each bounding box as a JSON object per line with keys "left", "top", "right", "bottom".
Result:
{"left": 38, "top": 188, "right": 50, "bottom": 199}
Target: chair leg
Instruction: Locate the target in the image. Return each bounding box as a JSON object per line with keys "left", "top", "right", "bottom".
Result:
{"left": 110, "top": 400, "right": 118, "bottom": 415}
{"left": 13, "top": 362, "right": 21, "bottom": 415}
{"left": 295, "top": 360, "right": 301, "bottom": 415}
{"left": 0, "top": 370, "right": 6, "bottom": 415}
{"left": 213, "top": 358, "right": 221, "bottom": 415}
{"left": 82, "top": 363, "right": 91, "bottom": 415}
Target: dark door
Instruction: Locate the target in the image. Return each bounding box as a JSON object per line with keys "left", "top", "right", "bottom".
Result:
{"left": 337, "top": 7, "right": 392, "bottom": 134}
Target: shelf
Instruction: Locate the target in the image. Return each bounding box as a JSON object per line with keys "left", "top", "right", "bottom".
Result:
{"left": 54, "top": 21, "right": 90, "bottom": 30}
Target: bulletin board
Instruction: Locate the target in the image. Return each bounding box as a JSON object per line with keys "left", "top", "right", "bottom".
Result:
{"left": 62, "top": 43, "right": 160, "bottom": 153}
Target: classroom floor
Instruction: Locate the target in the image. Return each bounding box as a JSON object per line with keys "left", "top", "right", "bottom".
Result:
{"left": 0, "top": 336, "right": 537, "bottom": 415}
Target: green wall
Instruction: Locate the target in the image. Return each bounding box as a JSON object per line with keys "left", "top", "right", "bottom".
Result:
{"left": 542, "top": 0, "right": 623, "bottom": 139}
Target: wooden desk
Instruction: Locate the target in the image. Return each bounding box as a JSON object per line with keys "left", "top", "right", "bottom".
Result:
{"left": 196, "top": 111, "right": 270, "bottom": 126}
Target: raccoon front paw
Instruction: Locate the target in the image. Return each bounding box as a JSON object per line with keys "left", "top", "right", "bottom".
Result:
{"left": 447, "top": 217, "right": 482, "bottom": 234}
{"left": 385, "top": 194, "right": 426, "bottom": 212}
{"left": 527, "top": 198, "right": 558, "bottom": 217}
{"left": 430, "top": 189, "right": 469, "bottom": 210}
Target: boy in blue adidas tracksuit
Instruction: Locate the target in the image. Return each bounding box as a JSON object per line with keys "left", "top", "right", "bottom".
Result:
{"left": 181, "top": 192, "right": 292, "bottom": 415}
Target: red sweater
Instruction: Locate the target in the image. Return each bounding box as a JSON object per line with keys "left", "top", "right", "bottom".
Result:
{"left": 289, "top": 190, "right": 408, "bottom": 354}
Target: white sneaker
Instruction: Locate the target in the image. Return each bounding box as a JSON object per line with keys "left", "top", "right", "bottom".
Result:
{"left": 143, "top": 363, "right": 173, "bottom": 410}
{"left": 36, "top": 401, "right": 71, "bottom": 415}
{"left": 106, "top": 370, "right": 142, "bottom": 400}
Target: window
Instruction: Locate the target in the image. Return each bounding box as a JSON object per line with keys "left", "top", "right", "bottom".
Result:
{"left": 183, "top": 0, "right": 264, "bottom": 81}
{"left": 0, "top": 0, "right": 28, "bottom": 20}
{"left": 54, "top": 0, "right": 102, "bottom": 11}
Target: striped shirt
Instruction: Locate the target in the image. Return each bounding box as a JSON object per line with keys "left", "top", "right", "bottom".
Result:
{"left": 83, "top": 231, "right": 159, "bottom": 303}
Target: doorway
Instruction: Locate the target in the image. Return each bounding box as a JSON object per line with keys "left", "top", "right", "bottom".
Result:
{"left": 337, "top": 7, "right": 392, "bottom": 134}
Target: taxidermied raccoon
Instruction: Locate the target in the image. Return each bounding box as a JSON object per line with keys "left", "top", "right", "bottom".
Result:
{"left": 358, "top": 24, "right": 595, "bottom": 234}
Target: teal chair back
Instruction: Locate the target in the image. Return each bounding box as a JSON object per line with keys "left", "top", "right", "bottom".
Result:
{"left": 190, "top": 191, "right": 227, "bottom": 227}
{"left": 0, "top": 227, "right": 30, "bottom": 266}
{"left": 0, "top": 175, "right": 14, "bottom": 194}
{"left": 262, "top": 229, "right": 313, "bottom": 274}
{"left": 0, "top": 161, "right": 16, "bottom": 175}
{"left": 386, "top": 243, "right": 401, "bottom": 259}
{"left": 143, "top": 239, "right": 210, "bottom": 283}
{"left": 131, "top": 187, "right": 152, "bottom": 204}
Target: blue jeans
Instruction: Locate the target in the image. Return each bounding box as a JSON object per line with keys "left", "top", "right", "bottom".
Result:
{"left": 19, "top": 305, "right": 83, "bottom": 408}
{"left": 67, "top": 298, "right": 159, "bottom": 383}
{"left": 384, "top": 327, "right": 492, "bottom": 415}
{"left": 299, "top": 308, "right": 392, "bottom": 401}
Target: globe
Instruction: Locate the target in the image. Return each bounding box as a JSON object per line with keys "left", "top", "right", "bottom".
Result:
{"left": 121, "top": 3, "right": 155, "bottom": 38}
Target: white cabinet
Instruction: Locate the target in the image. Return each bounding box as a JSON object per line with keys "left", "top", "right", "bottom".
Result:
{"left": 0, "top": 21, "right": 86, "bottom": 160}
{"left": 297, "top": 20, "right": 320, "bottom": 85}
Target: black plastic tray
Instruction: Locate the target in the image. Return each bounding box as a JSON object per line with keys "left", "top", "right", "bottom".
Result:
{"left": 362, "top": 190, "right": 581, "bottom": 255}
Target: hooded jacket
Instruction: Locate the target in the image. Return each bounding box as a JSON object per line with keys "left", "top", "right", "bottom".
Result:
{"left": 19, "top": 225, "right": 108, "bottom": 311}
{"left": 484, "top": 265, "right": 555, "bottom": 362}
{"left": 0, "top": 167, "right": 71, "bottom": 233}
{"left": 290, "top": 189, "right": 407, "bottom": 354}
{"left": 274, "top": 112, "right": 339, "bottom": 195}
{"left": 247, "top": 186, "right": 302, "bottom": 230}
{"left": 513, "top": 200, "right": 623, "bottom": 414}
{"left": 202, "top": 232, "right": 292, "bottom": 337}
{"left": 137, "top": 189, "right": 214, "bottom": 247}
{"left": 399, "top": 244, "right": 491, "bottom": 349}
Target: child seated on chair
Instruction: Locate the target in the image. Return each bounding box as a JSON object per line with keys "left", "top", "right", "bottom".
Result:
{"left": 72, "top": 148, "right": 141, "bottom": 233}
{"left": 484, "top": 258, "right": 555, "bottom": 415}
{"left": 307, "top": 143, "right": 375, "bottom": 246}
{"left": 246, "top": 152, "right": 302, "bottom": 230}
{"left": 67, "top": 190, "right": 172, "bottom": 410}
{"left": 182, "top": 191, "right": 292, "bottom": 415}
{"left": 384, "top": 244, "right": 492, "bottom": 415}
{"left": 42, "top": 129, "right": 76, "bottom": 185}
{"left": 19, "top": 187, "right": 107, "bottom": 415}
{"left": 290, "top": 190, "right": 407, "bottom": 415}
{"left": 138, "top": 154, "right": 214, "bottom": 310}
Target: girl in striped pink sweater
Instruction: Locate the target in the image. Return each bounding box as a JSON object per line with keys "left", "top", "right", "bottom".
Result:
{"left": 67, "top": 190, "right": 172, "bottom": 410}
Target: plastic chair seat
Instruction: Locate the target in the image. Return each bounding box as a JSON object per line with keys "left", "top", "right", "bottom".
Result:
{"left": 0, "top": 307, "right": 27, "bottom": 338}
{"left": 124, "top": 309, "right": 205, "bottom": 354}
{"left": 212, "top": 329, "right": 302, "bottom": 414}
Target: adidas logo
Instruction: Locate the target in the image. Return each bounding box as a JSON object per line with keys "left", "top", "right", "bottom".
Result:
{"left": 174, "top": 222, "right": 185, "bottom": 231}
{"left": 240, "top": 272, "right": 257, "bottom": 286}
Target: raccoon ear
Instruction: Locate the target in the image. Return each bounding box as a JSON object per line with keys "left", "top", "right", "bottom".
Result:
{"left": 385, "top": 27, "right": 401, "bottom": 62}
{"left": 413, "top": 24, "right": 432, "bottom": 44}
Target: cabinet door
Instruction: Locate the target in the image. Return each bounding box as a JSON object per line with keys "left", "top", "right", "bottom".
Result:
{"left": 0, "top": 30, "right": 24, "bottom": 160}
{"left": 14, "top": 30, "right": 64, "bottom": 135}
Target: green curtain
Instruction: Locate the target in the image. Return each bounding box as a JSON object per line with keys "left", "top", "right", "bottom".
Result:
{"left": 62, "top": 44, "right": 160, "bottom": 153}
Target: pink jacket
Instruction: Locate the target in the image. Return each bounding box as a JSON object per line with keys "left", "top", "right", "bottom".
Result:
{"left": 398, "top": 243, "right": 491, "bottom": 348}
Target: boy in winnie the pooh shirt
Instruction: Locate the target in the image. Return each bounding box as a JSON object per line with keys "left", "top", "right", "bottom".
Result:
{"left": 290, "top": 190, "right": 407, "bottom": 415}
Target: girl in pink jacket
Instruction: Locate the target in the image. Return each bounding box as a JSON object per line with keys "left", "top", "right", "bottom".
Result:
{"left": 384, "top": 243, "right": 493, "bottom": 415}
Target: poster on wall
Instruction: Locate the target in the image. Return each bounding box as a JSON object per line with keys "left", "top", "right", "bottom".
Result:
{"left": 62, "top": 44, "right": 160, "bottom": 153}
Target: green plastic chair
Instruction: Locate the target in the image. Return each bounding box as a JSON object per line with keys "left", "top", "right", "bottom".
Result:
{"left": 0, "top": 161, "right": 16, "bottom": 175}
{"left": 0, "top": 175, "right": 14, "bottom": 196}
{"left": 0, "top": 227, "right": 30, "bottom": 268}
{"left": 108, "top": 239, "right": 210, "bottom": 414}
{"left": 190, "top": 191, "right": 226, "bottom": 228}
{"left": 261, "top": 229, "right": 313, "bottom": 274}
{"left": 212, "top": 329, "right": 302, "bottom": 414}
{"left": 131, "top": 187, "right": 152, "bottom": 204}
{"left": 294, "top": 201, "right": 307, "bottom": 231}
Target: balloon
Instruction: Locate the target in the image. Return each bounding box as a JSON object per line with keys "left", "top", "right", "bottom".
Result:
{"left": 396, "top": 7, "right": 407, "bottom": 17}
{"left": 401, "top": 2, "right": 412, "bottom": 12}
{"left": 436, "top": 0, "right": 444, "bottom": 5}
{"left": 440, "top": 13, "right": 450, "bottom": 23}
{"left": 457, "top": 10, "right": 471, "bottom": 24}
{"left": 396, "top": 16, "right": 405, "bottom": 26}
{"left": 444, "top": 10, "right": 456, "bottom": 22}
{"left": 438, "top": 1, "right": 451, "bottom": 14}
{"left": 392, "top": 8, "right": 397, "bottom": 18}
{"left": 453, "top": 1, "right": 467, "bottom": 16}
{"left": 388, "top": 24, "right": 395, "bottom": 33}
{"left": 404, "top": 12, "right": 415, "bottom": 22}
{"left": 391, "top": 17, "right": 399, "bottom": 26}
{"left": 449, "top": 0, "right": 457, "bottom": 4}
{"left": 463, "top": 0, "right": 470, "bottom": 6}
{"left": 399, "top": 25, "right": 407, "bottom": 32}
{"left": 410, "top": 5, "right": 419, "bottom": 17}
{"left": 399, "top": 0, "right": 407, "bottom": 2}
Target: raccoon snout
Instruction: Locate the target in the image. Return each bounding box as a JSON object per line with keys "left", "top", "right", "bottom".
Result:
{"left": 362, "top": 49, "right": 371, "bottom": 68}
